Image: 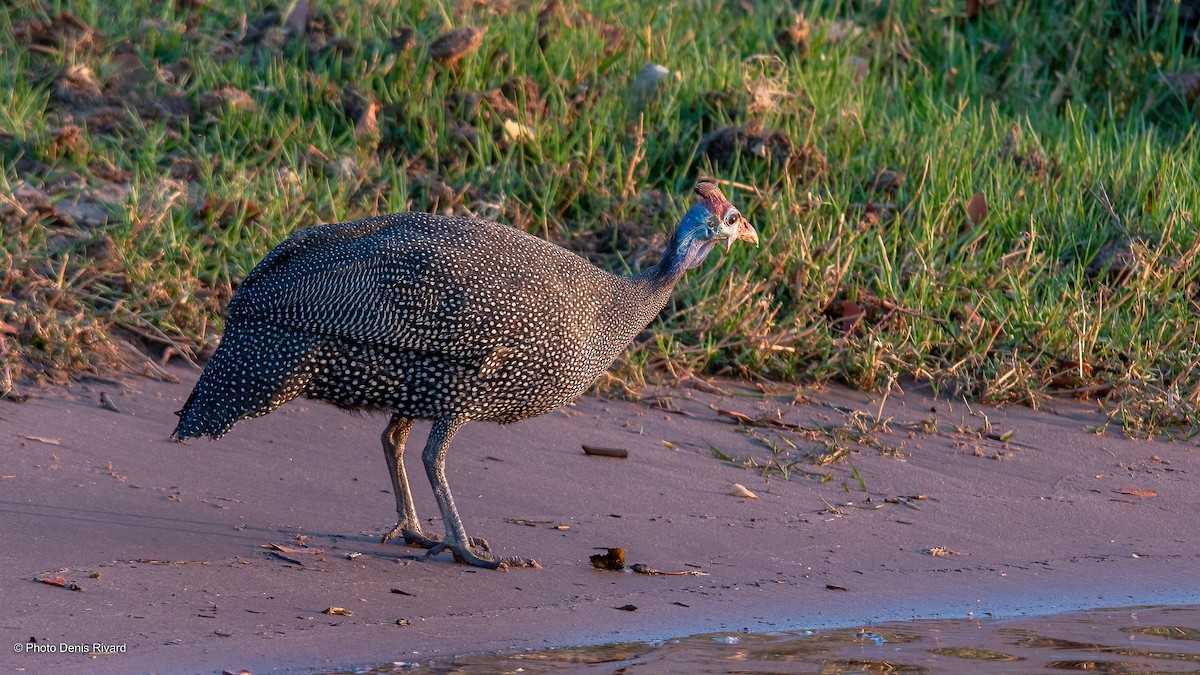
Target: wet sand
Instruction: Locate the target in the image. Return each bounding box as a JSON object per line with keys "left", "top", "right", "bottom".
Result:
{"left": 423, "top": 604, "right": 1200, "bottom": 673}
{"left": 3, "top": 368, "right": 1198, "bottom": 673}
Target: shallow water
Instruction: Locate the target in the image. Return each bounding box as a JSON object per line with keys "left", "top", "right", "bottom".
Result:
{"left": 378, "top": 605, "right": 1200, "bottom": 674}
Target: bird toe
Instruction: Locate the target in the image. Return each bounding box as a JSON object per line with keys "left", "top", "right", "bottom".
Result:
{"left": 424, "top": 541, "right": 537, "bottom": 569}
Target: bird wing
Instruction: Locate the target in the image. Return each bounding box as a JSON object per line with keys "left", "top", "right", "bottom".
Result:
{"left": 223, "top": 214, "right": 578, "bottom": 353}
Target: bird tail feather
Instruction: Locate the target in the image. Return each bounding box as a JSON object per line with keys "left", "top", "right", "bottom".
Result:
{"left": 172, "top": 319, "right": 319, "bottom": 441}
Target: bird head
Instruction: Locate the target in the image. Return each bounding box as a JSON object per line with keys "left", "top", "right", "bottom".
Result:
{"left": 669, "top": 182, "right": 758, "bottom": 273}
{"left": 693, "top": 181, "right": 759, "bottom": 254}
{"left": 639, "top": 181, "right": 760, "bottom": 288}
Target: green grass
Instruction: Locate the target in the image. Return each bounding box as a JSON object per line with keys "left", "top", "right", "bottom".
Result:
{"left": 1, "top": 0, "right": 1199, "bottom": 436}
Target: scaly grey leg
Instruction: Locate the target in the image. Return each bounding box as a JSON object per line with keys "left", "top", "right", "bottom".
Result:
{"left": 379, "top": 414, "right": 424, "bottom": 544}
{"left": 379, "top": 414, "right": 489, "bottom": 551}
{"left": 421, "top": 415, "right": 539, "bottom": 569}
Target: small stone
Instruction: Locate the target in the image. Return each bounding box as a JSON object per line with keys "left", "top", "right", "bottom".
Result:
{"left": 631, "top": 63, "right": 672, "bottom": 105}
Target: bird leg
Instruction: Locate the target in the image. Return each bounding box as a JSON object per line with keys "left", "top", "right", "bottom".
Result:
{"left": 379, "top": 414, "right": 425, "bottom": 544}
{"left": 420, "top": 416, "right": 540, "bottom": 569}
{"left": 379, "top": 414, "right": 489, "bottom": 550}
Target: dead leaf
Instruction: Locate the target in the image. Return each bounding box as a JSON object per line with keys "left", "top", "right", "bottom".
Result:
{"left": 1115, "top": 488, "right": 1157, "bottom": 498}
{"left": 355, "top": 100, "right": 381, "bottom": 140}
{"left": 196, "top": 195, "right": 262, "bottom": 226}
{"left": 37, "top": 575, "right": 82, "bottom": 591}
{"left": 921, "top": 546, "right": 964, "bottom": 556}
{"left": 836, "top": 300, "right": 864, "bottom": 334}
{"left": 826, "top": 584, "right": 849, "bottom": 591}
{"left": 24, "top": 436, "right": 61, "bottom": 446}
{"left": 966, "top": 191, "right": 987, "bottom": 225}
{"left": 322, "top": 607, "right": 353, "bottom": 616}
{"left": 775, "top": 13, "right": 810, "bottom": 55}
{"left": 589, "top": 548, "right": 626, "bottom": 571}
{"left": 501, "top": 119, "right": 535, "bottom": 144}
{"left": 729, "top": 483, "right": 759, "bottom": 500}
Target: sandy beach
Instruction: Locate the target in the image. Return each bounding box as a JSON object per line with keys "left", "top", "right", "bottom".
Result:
{"left": 3, "top": 368, "right": 1198, "bottom": 673}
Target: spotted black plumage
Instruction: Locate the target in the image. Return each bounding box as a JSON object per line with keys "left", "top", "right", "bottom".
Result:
{"left": 173, "top": 181, "right": 758, "bottom": 568}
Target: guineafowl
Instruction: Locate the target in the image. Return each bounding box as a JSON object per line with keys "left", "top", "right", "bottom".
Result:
{"left": 173, "top": 181, "right": 758, "bottom": 569}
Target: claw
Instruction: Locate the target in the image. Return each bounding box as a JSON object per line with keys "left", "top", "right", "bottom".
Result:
{"left": 381, "top": 524, "right": 490, "bottom": 551}
{"left": 380, "top": 524, "right": 406, "bottom": 545}
{"left": 425, "top": 541, "right": 540, "bottom": 569}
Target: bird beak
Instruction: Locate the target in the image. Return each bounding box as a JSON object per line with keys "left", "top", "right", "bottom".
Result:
{"left": 724, "top": 215, "right": 758, "bottom": 253}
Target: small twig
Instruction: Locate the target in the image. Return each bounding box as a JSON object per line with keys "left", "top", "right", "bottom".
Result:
{"left": 683, "top": 375, "right": 732, "bottom": 397}
{"left": 263, "top": 550, "right": 303, "bottom": 566}
{"left": 112, "top": 318, "right": 199, "bottom": 368}
{"left": 629, "top": 563, "right": 707, "bottom": 576}
{"left": 872, "top": 296, "right": 948, "bottom": 325}
{"left": 1048, "top": 383, "right": 1115, "bottom": 398}
{"left": 709, "top": 177, "right": 764, "bottom": 200}
{"left": 582, "top": 445, "right": 629, "bottom": 459}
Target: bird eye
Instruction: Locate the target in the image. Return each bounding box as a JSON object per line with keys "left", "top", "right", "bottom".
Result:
{"left": 723, "top": 208, "right": 740, "bottom": 226}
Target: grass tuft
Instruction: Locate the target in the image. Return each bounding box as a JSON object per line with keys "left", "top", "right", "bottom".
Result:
{"left": 1, "top": 1, "right": 1199, "bottom": 436}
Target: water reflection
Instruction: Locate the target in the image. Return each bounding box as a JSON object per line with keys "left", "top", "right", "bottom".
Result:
{"left": 374, "top": 605, "right": 1200, "bottom": 674}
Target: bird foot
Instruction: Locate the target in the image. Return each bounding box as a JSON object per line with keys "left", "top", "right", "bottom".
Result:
{"left": 381, "top": 524, "right": 490, "bottom": 552}
{"left": 426, "top": 541, "right": 541, "bottom": 570}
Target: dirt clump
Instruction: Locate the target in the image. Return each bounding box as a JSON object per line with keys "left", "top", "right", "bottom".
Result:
{"left": 699, "top": 123, "right": 826, "bottom": 181}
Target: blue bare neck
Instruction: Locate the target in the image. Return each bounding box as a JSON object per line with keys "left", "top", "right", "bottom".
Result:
{"left": 632, "top": 204, "right": 716, "bottom": 292}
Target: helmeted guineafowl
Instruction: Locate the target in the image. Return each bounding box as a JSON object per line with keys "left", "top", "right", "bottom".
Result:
{"left": 173, "top": 181, "right": 758, "bottom": 569}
